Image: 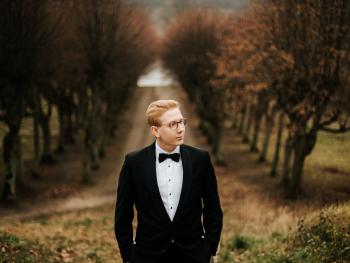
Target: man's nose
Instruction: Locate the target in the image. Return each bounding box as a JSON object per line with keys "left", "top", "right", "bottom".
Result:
{"left": 177, "top": 125, "right": 185, "bottom": 132}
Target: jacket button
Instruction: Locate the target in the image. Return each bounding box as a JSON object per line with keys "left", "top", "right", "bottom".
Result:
{"left": 171, "top": 239, "right": 174, "bottom": 243}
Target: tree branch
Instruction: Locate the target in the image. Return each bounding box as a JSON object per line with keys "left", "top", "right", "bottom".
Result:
{"left": 320, "top": 125, "right": 350, "bottom": 134}
{"left": 318, "top": 110, "right": 340, "bottom": 128}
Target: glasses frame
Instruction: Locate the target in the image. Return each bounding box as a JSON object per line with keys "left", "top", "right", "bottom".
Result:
{"left": 157, "top": 118, "right": 188, "bottom": 130}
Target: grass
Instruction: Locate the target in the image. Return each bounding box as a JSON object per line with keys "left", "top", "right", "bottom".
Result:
{"left": 304, "top": 132, "right": 350, "bottom": 192}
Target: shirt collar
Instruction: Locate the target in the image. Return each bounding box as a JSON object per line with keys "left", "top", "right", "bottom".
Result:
{"left": 155, "top": 140, "right": 180, "bottom": 158}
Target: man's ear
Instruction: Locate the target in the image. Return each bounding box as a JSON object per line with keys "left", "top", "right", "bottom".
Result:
{"left": 151, "top": 126, "right": 160, "bottom": 138}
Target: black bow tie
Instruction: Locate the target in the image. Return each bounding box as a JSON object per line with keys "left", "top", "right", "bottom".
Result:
{"left": 158, "top": 153, "right": 180, "bottom": 163}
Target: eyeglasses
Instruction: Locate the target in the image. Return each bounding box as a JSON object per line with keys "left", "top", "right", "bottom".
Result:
{"left": 159, "top": 118, "right": 187, "bottom": 130}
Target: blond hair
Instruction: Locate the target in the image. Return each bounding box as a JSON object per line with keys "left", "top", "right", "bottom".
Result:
{"left": 146, "top": 100, "right": 179, "bottom": 126}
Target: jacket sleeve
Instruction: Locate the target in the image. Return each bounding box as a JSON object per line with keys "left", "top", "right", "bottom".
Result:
{"left": 202, "top": 151, "right": 223, "bottom": 256}
{"left": 115, "top": 154, "right": 134, "bottom": 263}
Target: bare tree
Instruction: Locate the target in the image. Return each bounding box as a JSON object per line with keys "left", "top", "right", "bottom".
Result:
{"left": 0, "top": 0, "right": 58, "bottom": 201}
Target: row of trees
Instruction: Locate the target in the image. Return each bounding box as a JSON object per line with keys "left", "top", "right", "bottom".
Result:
{"left": 0, "top": 0, "right": 156, "bottom": 202}
{"left": 162, "top": 1, "right": 350, "bottom": 198}
{"left": 162, "top": 9, "right": 227, "bottom": 163}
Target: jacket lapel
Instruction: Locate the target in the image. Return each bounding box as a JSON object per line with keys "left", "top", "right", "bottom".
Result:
{"left": 173, "top": 144, "right": 192, "bottom": 224}
{"left": 145, "top": 140, "right": 192, "bottom": 224}
{"left": 145, "top": 141, "right": 170, "bottom": 224}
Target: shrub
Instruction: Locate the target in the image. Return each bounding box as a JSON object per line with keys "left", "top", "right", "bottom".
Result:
{"left": 289, "top": 209, "right": 350, "bottom": 263}
{"left": 218, "top": 204, "right": 350, "bottom": 263}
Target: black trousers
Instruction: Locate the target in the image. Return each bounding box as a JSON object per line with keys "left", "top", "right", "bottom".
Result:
{"left": 130, "top": 243, "right": 212, "bottom": 263}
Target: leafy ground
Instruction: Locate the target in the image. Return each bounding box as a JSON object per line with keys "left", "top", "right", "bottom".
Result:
{"left": 0, "top": 204, "right": 125, "bottom": 262}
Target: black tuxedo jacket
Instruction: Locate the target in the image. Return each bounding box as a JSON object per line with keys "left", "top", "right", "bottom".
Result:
{"left": 114, "top": 141, "right": 223, "bottom": 263}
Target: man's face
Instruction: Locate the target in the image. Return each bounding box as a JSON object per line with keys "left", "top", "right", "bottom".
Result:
{"left": 152, "top": 107, "right": 186, "bottom": 148}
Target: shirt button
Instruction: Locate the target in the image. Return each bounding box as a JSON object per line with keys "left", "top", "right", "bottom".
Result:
{"left": 169, "top": 179, "right": 171, "bottom": 182}
{"left": 171, "top": 239, "right": 174, "bottom": 243}
{"left": 169, "top": 193, "right": 171, "bottom": 196}
{"left": 168, "top": 165, "right": 170, "bottom": 168}
{"left": 170, "top": 206, "right": 173, "bottom": 209}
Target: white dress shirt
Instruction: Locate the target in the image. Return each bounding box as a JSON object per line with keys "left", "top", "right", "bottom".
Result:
{"left": 155, "top": 141, "right": 183, "bottom": 221}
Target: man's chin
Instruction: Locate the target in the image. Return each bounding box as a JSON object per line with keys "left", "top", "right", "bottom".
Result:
{"left": 175, "top": 139, "right": 184, "bottom": 145}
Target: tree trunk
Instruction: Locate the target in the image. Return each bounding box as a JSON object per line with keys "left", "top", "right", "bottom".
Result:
{"left": 91, "top": 142, "right": 100, "bottom": 170}
{"left": 250, "top": 110, "right": 263, "bottom": 153}
{"left": 32, "top": 86, "right": 41, "bottom": 178}
{"left": 259, "top": 106, "right": 277, "bottom": 162}
{"left": 1, "top": 93, "right": 25, "bottom": 202}
{"left": 237, "top": 103, "right": 246, "bottom": 134}
{"left": 231, "top": 97, "right": 239, "bottom": 129}
{"left": 93, "top": 108, "right": 104, "bottom": 165}
{"left": 99, "top": 132, "right": 107, "bottom": 159}
{"left": 109, "top": 121, "right": 117, "bottom": 138}
{"left": 289, "top": 130, "right": 307, "bottom": 199}
{"left": 76, "top": 91, "right": 87, "bottom": 130}
{"left": 1, "top": 127, "right": 22, "bottom": 202}
{"left": 281, "top": 130, "right": 294, "bottom": 189}
{"left": 56, "top": 106, "right": 66, "bottom": 154}
{"left": 81, "top": 96, "right": 101, "bottom": 184}
{"left": 13, "top": 133, "right": 24, "bottom": 189}
{"left": 82, "top": 125, "right": 94, "bottom": 184}
{"left": 232, "top": 112, "right": 238, "bottom": 130}
{"left": 65, "top": 111, "right": 76, "bottom": 144}
{"left": 212, "top": 127, "right": 225, "bottom": 165}
{"left": 39, "top": 103, "right": 55, "bottom": 164}
{"left": 270, "top": 111, "right": 285, "bottom": 177}
{"left": 82, "top": 151, "right": 92, "bottom": 184}
{"left": 287, "top": 115, "right": 320, "bottom": 198}
{"left": 243, "top": 102, "right": 254, "bottom": 143}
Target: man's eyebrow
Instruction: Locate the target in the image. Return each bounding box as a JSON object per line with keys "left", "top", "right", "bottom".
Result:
{"left": 170, "top": 118, "right": 184, "bottom": 122}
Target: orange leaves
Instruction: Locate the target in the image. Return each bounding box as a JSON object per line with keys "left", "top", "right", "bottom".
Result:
{"left": 246, "top": 83, "right": 268, "bottom": 93}
{"left": 209, "top": 2, "right": 274, "bottom": 107}
{"left": 212, "top": 0, "right": 350, "bottom": 123}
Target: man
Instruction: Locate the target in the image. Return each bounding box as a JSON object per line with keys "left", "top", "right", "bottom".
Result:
{"left": 115, "top": 99, "right": 223, "bottom": 263}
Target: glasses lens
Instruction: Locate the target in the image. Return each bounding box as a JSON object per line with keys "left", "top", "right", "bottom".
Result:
{"left": 167, "top": 119, "right": 187, "bottom": 130}
{"left": 169, "top": 121, "right": 177, "bottom": 130}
